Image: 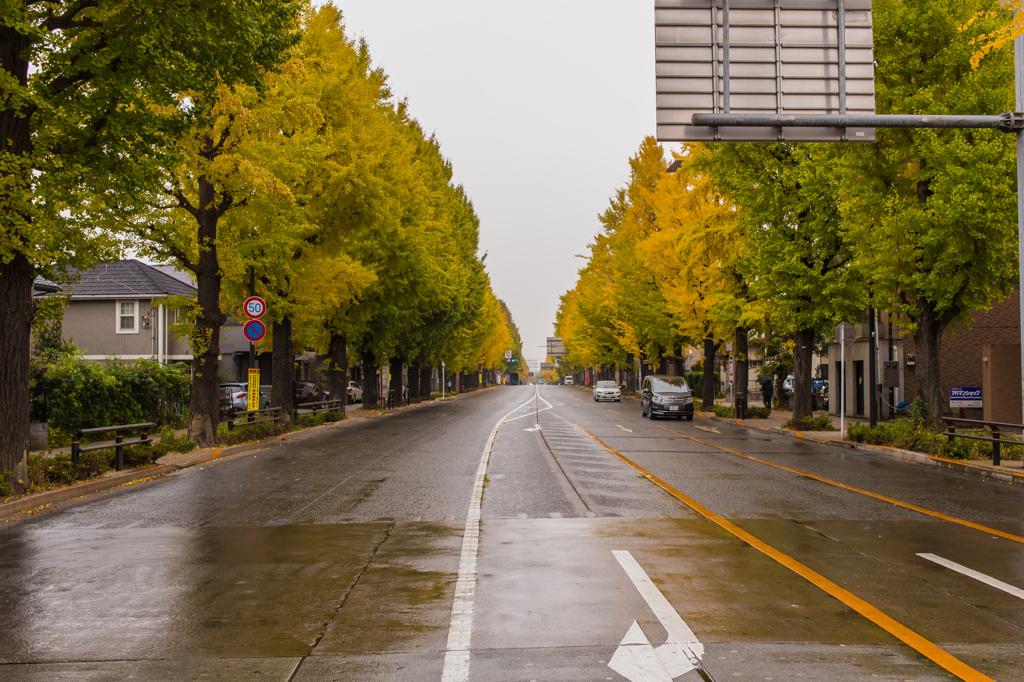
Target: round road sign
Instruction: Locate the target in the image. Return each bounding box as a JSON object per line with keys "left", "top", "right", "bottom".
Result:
{"left": 243, "top": 320, "right": 267, "bottom": 343}
{"left": 835, "top": 322, "right": 856, "bottom": 346}
{"left": 243, "top": 296, "right": 267, "bottom": 319}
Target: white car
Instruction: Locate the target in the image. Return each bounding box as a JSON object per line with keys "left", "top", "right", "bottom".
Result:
{"left": 347, "top": 381, "right": 363, "bottom": 403}
{"left": 593, "top": 380, "right": 621, "bottom": 402}
{"left": 564, "top": 376, "right": 574, "bottom": 385}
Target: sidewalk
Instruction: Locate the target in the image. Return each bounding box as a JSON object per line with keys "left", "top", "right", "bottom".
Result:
{"left": 5, "top": 396, "right": 459, "bottom": 518}
{"left": 702, "top": 402, "right": 1024, "bottom": 486}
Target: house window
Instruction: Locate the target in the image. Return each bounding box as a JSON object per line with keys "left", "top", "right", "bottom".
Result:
{"left": 116, "top": 300, "right": 139, "bottom": 333}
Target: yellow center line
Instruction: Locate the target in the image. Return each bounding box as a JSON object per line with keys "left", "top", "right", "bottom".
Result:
{"left": 655, "top": 424, "right": 1024, "bottom": 546}
{"left": 576, "top": 424, "right": 995, "bottom": 682}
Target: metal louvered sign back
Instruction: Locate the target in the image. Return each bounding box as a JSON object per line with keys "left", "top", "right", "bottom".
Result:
{"left": 655, "top": 0, "right": 876, "bottom": 143}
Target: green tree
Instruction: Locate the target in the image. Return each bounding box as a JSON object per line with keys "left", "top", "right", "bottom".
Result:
{"left": 1, "top": 0, "right": 300, "bottom": 476}
{"left": 702, "top": 143, "right": 864, "bottom": 424}
{"left": 840, "top": 0, "right": 1016, "bottom": 421}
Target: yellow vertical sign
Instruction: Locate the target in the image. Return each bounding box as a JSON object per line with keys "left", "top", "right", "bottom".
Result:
{"left": 248, "top": 368, "right": 260, "bottom": 411}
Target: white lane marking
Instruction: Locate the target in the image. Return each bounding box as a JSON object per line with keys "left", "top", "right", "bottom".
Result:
{"left": 610, "top": 550, "right": 704, "bottom": 681}
{"left": 505, "top": 392, "right": 553, "bottom": 423}
{"left": 617, "top": 425, "right": 633, "bottom": 433}
{"left": 524, "top": 426, "right": 541, "bottom": 432}
{"left": 918, "top": 553, "right": 1024, "bottom": 600}
{"left": 693, "top": 425, "right": 720, "bottom": 434}
{"left": 441, "top": 389, "right": 540, "bottom": 682}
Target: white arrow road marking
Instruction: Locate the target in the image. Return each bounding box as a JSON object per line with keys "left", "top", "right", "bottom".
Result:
{"left": 693, "top": 425, "right": 720, "bottom": 434}
{"left": 617, "top": 425, "right": 633, "bottom": 433}
{"left": 608, "top": 621, "right": 674, "bottom": 682}
{"left": 524, "top": 426, "right": 541, "bottom": 432}
{"left": 918, "top": 553, "right": 1024, "bottom": 600}
{"left": 610, "top": 550, "right": 705, "bottom": 681}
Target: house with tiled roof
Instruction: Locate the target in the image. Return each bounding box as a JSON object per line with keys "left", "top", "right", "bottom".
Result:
{"left": 37, "top": 260, "right": 269, "bottom": 379}
{"left": 51, "top": 260, "right": 198, "bottom": 363}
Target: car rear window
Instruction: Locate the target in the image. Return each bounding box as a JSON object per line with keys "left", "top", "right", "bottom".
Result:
{"left": 596, "top": 381, "right": 617, "bottom": 388}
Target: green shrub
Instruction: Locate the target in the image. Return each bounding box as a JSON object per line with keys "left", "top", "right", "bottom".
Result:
{"left": 844, "top": 417, "right": 946, "bottom": 457}
{"left": 712, "top": 405, "right": 735, "bottom": 418}
{"left": 785, "top": 415, "right": 836, "bottom": 431}
{"left": 218, "top": 420, "right": 289, "bottom": 446}
{"left": 744, "top": 406, "right": 770, "bottom": 419}
{"left": 32, "top": 353, "right": 190, "bottom": 441}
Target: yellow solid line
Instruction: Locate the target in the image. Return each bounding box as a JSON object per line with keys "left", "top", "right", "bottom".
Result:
{"left": 576, "top": 425, "right": 995, "bottom": 682}
{"left": 655, "top": 425, "right": 1024, "bottom": 546}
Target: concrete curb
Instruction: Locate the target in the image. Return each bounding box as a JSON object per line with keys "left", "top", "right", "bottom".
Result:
{"left": 0, "top": 391, "right": 489, "bottom": 519}
{"left": 701, "top": 413, "right": 1024, "bottom": 487}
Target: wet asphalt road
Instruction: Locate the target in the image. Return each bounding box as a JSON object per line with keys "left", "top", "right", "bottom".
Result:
{"left": 0, "top": 385, "right": 1022, "bottom": 681}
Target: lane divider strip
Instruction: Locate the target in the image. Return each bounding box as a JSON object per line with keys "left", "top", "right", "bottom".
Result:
{"left": 576, "top": 424, "right": 995, "bottom": 682}
{"left": 655, "top": 424, "right": 1024, "bottom": 546}
{"left": 441, "top": 389, "right": 541, "bottom": 682}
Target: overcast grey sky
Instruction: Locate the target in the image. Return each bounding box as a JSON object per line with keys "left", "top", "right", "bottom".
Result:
{"left": 336, "top": 1, "right": 656, "bottom": 363}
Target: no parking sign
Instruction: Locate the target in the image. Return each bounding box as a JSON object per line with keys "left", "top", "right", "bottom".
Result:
{"left": 243, "top": 319, "right": 267, "bottom": 343}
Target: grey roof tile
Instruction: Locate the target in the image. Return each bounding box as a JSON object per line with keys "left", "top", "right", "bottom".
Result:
{"left": 66, "top": 260, "right": 197, "bottom": 298}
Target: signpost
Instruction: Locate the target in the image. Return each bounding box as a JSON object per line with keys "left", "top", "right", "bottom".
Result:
{"left": 546, "top": 337, "right": 567, "bottom": 357}
{"left": 247, "top": 368, "right": 260, "bottom": 412}
{"left": 655, "top": 0, "right": 877, "bottom": 143}
{"left": 243, "top": 319, "right": 267, "bottom": 343}
{"left": 835, "top": 322, "right": 855, "bottom": 438}
{"left": 505, "top": 350, "right": 512, "bottom": 360}
{"left": 242, "top": 275, "right": 266, "bottom": 412}
{"left": 243, "top": 296, "right": 266, "bottom": 319}
{"left": 950, "top": 387, "right": 982, "bottom": 410}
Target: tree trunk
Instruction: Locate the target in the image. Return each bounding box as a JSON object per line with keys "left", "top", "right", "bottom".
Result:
{"left": 420, "top": 367, "right": 431, "bottom": 399}
{"left": 361, "top": 351, "right": 378, "bottom": 407}
{"left": 187, "top": 203, "right": 226, "bottom": 447}
{"left": 914, "top": 302, "right": 947, "bottom": 424}
{"left": 0, "top": 253, "right": 35, "bottom": 485}
{"left": 408, "top": 363, "right": 420, "bottom": 402}
{"left": 1, "top": 27, "right": 35, "bottom": 484}
{"left": 702, "top": 337, "right": 719, "bottom": 411}
{"left": 328, "top": 333, "right": 347, "bottom": 409}
{"left": 735, "top": 327, "right": 748, "bottom": 416}
{"left": 389, "top": 358, "right": 404, "bottom": 405}
{"left": 792, "top": 328, "right": 815, "bottom": 423}
{"left": 271, "top": 315, "right": 294, "bottom": 420}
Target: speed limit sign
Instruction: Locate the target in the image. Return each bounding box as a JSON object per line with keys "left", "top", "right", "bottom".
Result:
{"left": 243, "top": 296, "right": 266, "bottom": 319}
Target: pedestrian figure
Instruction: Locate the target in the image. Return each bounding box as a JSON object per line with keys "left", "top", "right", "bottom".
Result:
{"left": 761, "top": 379, "right": 774, "bottom": 411}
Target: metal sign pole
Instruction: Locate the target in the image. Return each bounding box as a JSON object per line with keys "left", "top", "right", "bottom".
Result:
{"left": 840, "top": 326, "right": 845, "bottom": 439}
{"left": 1016, "top": 24, "right": 1024, "bottom": 425}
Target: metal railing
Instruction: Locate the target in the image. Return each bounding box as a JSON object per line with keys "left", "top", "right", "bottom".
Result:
{"left": 294, "top": 398, "right": 345, "bottom": 421}
{"left": 227, "top": 407, "right": 282, "bottom": 431}
{"left": 72, "top": 423, "right": 155, "bottom": 471}
{"left": 941, "top": 417, "right": 1023, "bottom": 467}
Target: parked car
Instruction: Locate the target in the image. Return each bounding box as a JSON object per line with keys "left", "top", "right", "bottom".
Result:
{"left": 593, "top": 380, "right": 622, "bottom": 402}
{"left": 640, "top": 375, "right": 694, "bottom": 421}
{"left": 564, "top": 376, "right": 574, "bottom": 386}
{"left": 347, "top": 381, "right": 363, "bottom": 404}
{"left": 220, "top": 382, "right": 270, "bottom": 412}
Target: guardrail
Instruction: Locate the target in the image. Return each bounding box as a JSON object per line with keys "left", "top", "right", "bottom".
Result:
{"left": 227, "top": 407, "right": 282, "bottom": 431}
{"left": 71, "top": 423, "right": 156, "bottom": 471}
{"left": 293, "top": 398, "right": 345, "bottom": 423}
{"left": 941, "top": 417, "right": 1023, "bottom": 467}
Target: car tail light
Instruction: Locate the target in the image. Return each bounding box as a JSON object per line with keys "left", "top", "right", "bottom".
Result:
{"left": 237, "top": 392, "right": 246, "bottom": 399}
